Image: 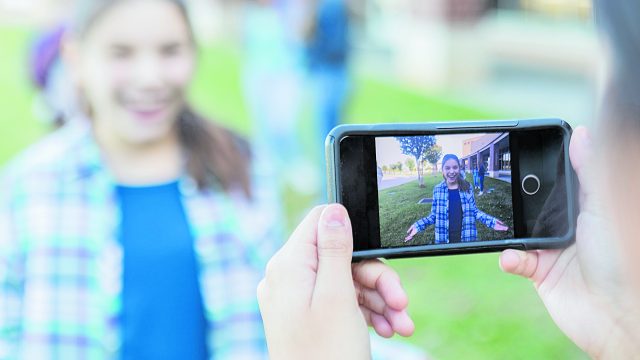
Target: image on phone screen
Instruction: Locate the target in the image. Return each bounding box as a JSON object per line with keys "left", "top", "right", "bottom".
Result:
{"left": 375, "top": 133, "right": 514, "bottom": 248}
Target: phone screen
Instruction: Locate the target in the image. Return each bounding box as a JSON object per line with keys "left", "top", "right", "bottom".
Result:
{"left": 337, "top": 127, "right": 572, "bottom": 253}
{"left": 375, "top": 133, "right": 514, "bottom": 248}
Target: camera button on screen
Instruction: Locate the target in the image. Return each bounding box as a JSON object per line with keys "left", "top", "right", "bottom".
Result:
{"left": 522, "top": 174, "right": 541, "bottom": 196}
{"left": 522, "top": 174, "right": 540, "bottom": 195}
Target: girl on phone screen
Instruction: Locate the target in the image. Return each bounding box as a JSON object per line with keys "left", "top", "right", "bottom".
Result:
{"left": 0, "top": 0, "right": 278, "bottom": 358}
{"left": 405, "top": 154, "right": 508, "bottom": 244}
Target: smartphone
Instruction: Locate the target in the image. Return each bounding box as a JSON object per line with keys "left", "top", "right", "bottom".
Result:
{"left": 326, "top": 119, "right": 578, "bottom": 260}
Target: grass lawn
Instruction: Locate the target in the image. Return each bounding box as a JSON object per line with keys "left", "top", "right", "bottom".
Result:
{"left": 0, "top": 25, "right": 585, "bottom": 359}
{"left": 379, "top": 175, "right": 514, "bottom": 247}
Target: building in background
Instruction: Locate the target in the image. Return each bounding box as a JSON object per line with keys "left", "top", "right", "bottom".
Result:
{"left": 356, "top": 0, "right": 598, "bottom": 124}
{"left": 461, "top": 133, "right": 510, "bottom": 181}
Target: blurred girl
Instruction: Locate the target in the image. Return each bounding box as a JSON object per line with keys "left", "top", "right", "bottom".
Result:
{"left": 0, "top": 0, "right": 277, "bottom": 358}
{"left": 405, "top": 154, "right": 507, "bottom": 244}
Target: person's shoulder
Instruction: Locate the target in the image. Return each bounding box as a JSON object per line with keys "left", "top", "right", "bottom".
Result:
{"left": 434, "top": 181, "right": 447, "bottom": 190}
{"left": 0, "top": 123, "right": 90, "bottom": 188}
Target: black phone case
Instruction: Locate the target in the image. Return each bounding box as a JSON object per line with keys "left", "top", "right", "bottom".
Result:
{"left": 325, "top": 118, "right": 578, "bottom": 261}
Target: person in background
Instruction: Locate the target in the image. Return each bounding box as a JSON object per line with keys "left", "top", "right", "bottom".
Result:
{"left": 472, "top": 164, "right": 479, "bottom": 190}
{"left": 242, "top": 0, "right": 320, "bottom": 196}
{"left": 29, "top": 23, "right": 79, "bottom": 127}
{"left": 0, "top": 0, "right": 279, "bottom": 358}
{"left": 306, "top": 0, "right": 362, "bottom": 201}
{"left": 306, "top": 0, "right": 353, "bottom": 141}
{"left": 477, "top": 162, "right": 486, "bottom": 195}
{"left": 257, "top": 0, "right": 640, "bottom": 358}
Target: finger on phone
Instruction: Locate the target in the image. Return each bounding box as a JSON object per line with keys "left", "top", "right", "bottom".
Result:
{"left": 384, "top": 307, "right": 415, "bottom": 337}
{"left": 371, "top": 311, "right": 394, "bottom": 338}
{"left": 569, "top": 126, "right": 596, "bottom": 212}
{"left": 285, "top": 205, "right": 325, "bottom": 248}
{"left": 499, "top": 249, "right": 538, "bottom": 279}
{"left": 314, "top": 204, "right": 355, "bottom": 302}
{"left": 352, "top": 260, "right": 408, "bottom": 311}
{"left": 356, "top": 285, "right": 387, "bottom": 315}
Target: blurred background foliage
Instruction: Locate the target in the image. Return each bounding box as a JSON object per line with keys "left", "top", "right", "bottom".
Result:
{"left": 0, "top": 0, "right": 597, "bottom": 358}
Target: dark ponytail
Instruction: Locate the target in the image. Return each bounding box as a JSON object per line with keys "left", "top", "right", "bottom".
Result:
{"left": 458, "top": 176, "right": 470, "bottom": 193}
{"left": 179, "top": 108, "right": 252, "bottom": 198}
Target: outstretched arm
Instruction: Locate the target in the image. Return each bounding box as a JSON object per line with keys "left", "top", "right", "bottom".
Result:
{"left": 405, "top": 189, "right": 438, "bottom": 241}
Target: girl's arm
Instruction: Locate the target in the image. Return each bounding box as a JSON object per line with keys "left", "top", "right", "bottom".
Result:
{"left": 406, "top": 187, "right": 440, "bottom": 242}
{"left": 412, "top": 188, "right": 439, "bottom": 232}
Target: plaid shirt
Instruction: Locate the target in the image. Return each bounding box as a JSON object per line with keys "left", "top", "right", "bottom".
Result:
{"left": 0, "top": 122, "right": 281, "bottom": 359}
{"left": 413, "top": 181, "right": 497, "bottom": 244}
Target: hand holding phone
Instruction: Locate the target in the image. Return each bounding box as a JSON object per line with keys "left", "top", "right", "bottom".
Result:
{"left": 258, "top": 205, "right": 414, "bottom": 359}
{"left": 500, "top": 127, "right": 640, "bottom": 358}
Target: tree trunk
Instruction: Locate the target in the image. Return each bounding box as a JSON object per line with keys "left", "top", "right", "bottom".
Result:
{"left": 417, "top": 157, "right": 425, "bottom": 187}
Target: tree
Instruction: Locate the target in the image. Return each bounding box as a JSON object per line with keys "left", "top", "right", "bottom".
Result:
{"left": 404, "top": 158, "right": 416, "bottom": 173}
{"left": 423, "top": 144, "right": 442, "bottom": 174}
{"left": 396, "top": 161, "right": 403, "bottom": 174}
{"left": 382, "top": 165, "right": 389, "bottom": 174}
{"left": 395, "top": 136, "right": 436, "bottom": 187}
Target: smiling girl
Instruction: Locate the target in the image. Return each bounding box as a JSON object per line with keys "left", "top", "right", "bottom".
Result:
{"left": 405, "top": 154, "right": 508, "bottom": 244}
{"left": 0, "top": 0, "right": 277, "bottom": 358}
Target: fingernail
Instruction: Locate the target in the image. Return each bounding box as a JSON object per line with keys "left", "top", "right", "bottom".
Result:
{"left": 323, "top": 205, "right": 347, "bottom": 228}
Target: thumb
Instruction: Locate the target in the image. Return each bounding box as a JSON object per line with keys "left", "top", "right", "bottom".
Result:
{"left": 569, "top": 126, "right": 597, "bottom": 212}
{"left": 312, "top": 204, "right": 356, "bottom": 304}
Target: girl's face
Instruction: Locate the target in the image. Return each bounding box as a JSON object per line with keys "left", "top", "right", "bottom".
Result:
{"left": 71, "top": 0, "right": 196, "bottom": 146}
{"left": 442, "top": 159, "right": 460, "bottom": 186}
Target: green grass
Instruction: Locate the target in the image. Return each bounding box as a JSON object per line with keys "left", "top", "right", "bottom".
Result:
{"left": 0, "top": 25, "right": 585, "bottom": 359}
{"left": 379, "top": 175, "right": 514, "bottom": 247}
{"left": 0, "top": 27, "right": 47, "bottom": 165}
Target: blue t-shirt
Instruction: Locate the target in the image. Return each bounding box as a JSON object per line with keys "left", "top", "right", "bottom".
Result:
{"left": 116, "top": 181, "right": 208, "bottom": 360}
{"left": 448, "top": 189, "right": 463, "bottom": 243}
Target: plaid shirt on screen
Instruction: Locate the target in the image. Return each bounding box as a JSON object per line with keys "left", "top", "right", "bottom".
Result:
{"left": 0, "top": 121, "right": 281, "bottom": 359}
{"left": 412, "top": 181, "right": 497, "bottom": 244}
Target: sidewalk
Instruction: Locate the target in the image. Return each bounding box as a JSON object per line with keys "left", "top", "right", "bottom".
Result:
{"left": 379, "top": 174, "right": 417, "bottom": 190}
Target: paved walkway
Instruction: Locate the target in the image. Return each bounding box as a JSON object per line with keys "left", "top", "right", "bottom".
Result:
{"left": 379, "top": 175, "right": 417, "bottom": 190}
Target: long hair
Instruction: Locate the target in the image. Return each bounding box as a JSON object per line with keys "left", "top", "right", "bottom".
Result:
{"left": 68, "top": 0, "right": 252, "bottom": 197}
{"left": 441, "top": 154, "right": 470, "bottom": 192}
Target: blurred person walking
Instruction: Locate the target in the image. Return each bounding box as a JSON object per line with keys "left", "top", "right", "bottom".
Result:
{"left": 0, "top": 0, "right": 279, "bottom": 358}
{"left": 306, "top": 0, "right": 359, "bottom": 201}
{"left": 242, "top": 0, "right": 319, "bottom": 195}
{"left": 306, "top": 0, "right": 353, "bottom": 140}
